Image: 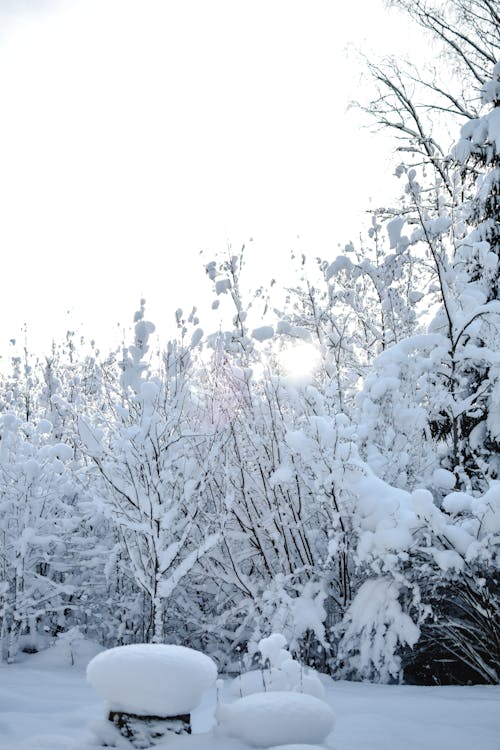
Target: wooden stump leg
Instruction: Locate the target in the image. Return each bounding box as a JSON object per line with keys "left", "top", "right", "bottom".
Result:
{"left": 108, "top": 710, "right": 191, "bottom": 748}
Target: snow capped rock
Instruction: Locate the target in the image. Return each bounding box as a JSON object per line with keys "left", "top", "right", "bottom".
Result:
{"left": 216, "top": 691, "right": 335, "bottom": 748}
{"left": 87, "top": 644, "right": 217, "bottom": 716}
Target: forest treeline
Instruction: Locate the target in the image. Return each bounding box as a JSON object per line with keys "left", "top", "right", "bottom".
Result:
{"left": 0, "top": 0, "right": 499, "bottom": 684}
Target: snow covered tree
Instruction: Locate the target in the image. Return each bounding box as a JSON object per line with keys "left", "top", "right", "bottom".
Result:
{"left": 0, "top": 410, "right": 79, "bottom": 661}
{"left": 196, "top": 257, "right": 371, "bottom": 669}
{"left": 0, "top": 340, "right": 105, "bottom": 661}
{"left": 449, "top": 61, "right": 500, "bottom": 482}
{"left": 359, "top": 0, "right": 499, "bottom": 196}
{"left": 359, "top": 59, "right": 500, "bottom": 492}
{"left": 79, "top": 302, "right": 219, "bottom": 643}
{"left": 351, "top": 55, "right": 500, "bottom": 683}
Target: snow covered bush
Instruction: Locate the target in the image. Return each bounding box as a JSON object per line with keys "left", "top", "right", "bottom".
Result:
{"left": 337, "top": 579, "right": 420, "bottom": 683}
{"left": 347, "top": 469, "right": 499, "bottom": 683}
{"left": 351, "top": 60, "right": 500, "bottom": 684}
{"left": 0, "top": 409, "right": 83, "bottom": 662}
{"left": 231, "top": 633, "right": 325, "bottom": 699}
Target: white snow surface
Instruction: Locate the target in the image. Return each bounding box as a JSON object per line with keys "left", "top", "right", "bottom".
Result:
{"left": 0, "top": 645, "right": 499, "bottom": 750}
{"left": 86, "top": 643, "right": 217, "bottom": 716}
{"left": 216, "top": 691, "right": 335, "bottom": 747}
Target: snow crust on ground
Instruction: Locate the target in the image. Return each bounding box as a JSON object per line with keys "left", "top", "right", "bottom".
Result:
{"left": 0, "top": 645, "right": 499, "bottom": 750}
{"left": 216, "top": 691, "right": 334, "bottom": 747}
{"left": 86, "top": 644, "right": 217, "bottom": 715}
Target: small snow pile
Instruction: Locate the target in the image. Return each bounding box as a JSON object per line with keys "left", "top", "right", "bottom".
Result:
{"left": 216, "top": 691, "right": 335, "bottom": 748}
{"left": 28, "top": 627, "right": 103, "bottom": 669}
{"left": 87, "top": 643, "right": 217, "bottom": 716}
{"left": 231, "top": 633, "right": 324, "bottom": 699}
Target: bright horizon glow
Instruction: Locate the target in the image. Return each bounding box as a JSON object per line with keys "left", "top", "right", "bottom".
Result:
{"left": 0, "top": 0, "right": 425, "bottom": 364}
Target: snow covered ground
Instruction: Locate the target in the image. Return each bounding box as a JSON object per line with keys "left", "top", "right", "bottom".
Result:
{"left": 0, "top": 651, "right": 498, "bottom": 750}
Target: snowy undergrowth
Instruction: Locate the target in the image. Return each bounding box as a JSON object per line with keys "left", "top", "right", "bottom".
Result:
{"left": 0, "top": 642, "right": 499, "bottom": 750}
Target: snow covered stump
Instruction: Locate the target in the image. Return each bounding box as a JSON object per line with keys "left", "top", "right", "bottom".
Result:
{"left": 87, "top": 644, "right": 217, "bottom": 748}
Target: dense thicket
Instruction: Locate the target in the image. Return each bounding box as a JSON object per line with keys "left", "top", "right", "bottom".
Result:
{"left": 0, "top": 0, "right": 498, "bottom": 684}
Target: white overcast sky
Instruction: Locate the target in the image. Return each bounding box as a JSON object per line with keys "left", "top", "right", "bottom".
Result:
{"left": 0, "top": 0, "right": 424, "bottom": 359}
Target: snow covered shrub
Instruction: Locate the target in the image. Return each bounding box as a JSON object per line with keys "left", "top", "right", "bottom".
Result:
{"left": 401, "top": 486, "right": 500, "bottom": 685}
{"left": 349, "top": 473, "right": 499, "bottom": 684}
{"left": 231, "top": 633, "right": 325, "bottom": 699}
{"left": 350, "top": 60, "right": 500, "bottom": 684}
{"left": 337, "top": 578, "right": 420, "bottom": 683}
{"left": 0, "top": 409, "right": 84, "bottom": 662}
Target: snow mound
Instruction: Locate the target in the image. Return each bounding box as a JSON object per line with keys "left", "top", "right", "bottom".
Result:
{"left": 216, "top": 691, "right": 335, "bottom": 748}
{"left": 27, "top": 630, "right": 103, "bottom": 670}
{"left": 87, "top": 643, "right": 217, "bottom": 716}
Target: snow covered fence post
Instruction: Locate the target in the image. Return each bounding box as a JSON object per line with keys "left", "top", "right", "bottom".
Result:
{"left": 87, "top": 644, "right": 217, "bottom": 748}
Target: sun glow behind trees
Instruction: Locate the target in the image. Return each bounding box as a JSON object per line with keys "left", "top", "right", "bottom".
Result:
{"left": 278, "top": 342, "right": 321, "bottom": 381}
